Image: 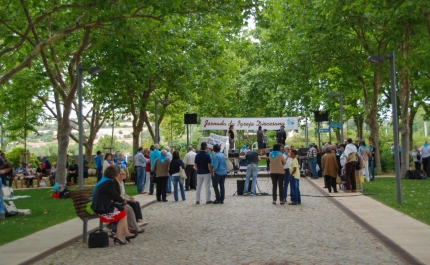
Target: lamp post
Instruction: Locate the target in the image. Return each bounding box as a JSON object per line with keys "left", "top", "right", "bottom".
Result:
{"left": 154, "top": 98, "right": 169, "bottom": 144}
{"left": 367, "top": 51, "right": 402, "bottom": 204}
{"left": 77, "top": 63, "right": 102, "bottom": 189}
{"left": 328, "top": 92, "right": 344, "bottom": 144}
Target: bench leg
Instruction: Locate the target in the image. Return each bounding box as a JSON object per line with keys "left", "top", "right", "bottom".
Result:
{"left": 99, "top": 219, "right": 103, "bottom": 230}
{"left": 83, "top": 219, "right": 88, "bottom": 243}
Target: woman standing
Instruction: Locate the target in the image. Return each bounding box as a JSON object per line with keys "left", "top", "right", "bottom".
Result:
{"left": 368, "top": 140, "right": 376, "bottom": 181}
{"left": 143, "top": 148, "right": 152, "bottom": 194}
{"left": 169, "top": 151, "right": 186, "bottom": 202}
{"left": 103, "top": 153, "right": 113, "bottom": 175}
{"left": 269, "top": 144, "right": 286, "bottom": 204}
{"left": 151, "top": 150, "right": 170, "bottom": 202}
{"left": 321, "top": 146, "right": 339, "bottom": 193}
{"left": 91, "top": 165, "right": 137, "bottom": 245}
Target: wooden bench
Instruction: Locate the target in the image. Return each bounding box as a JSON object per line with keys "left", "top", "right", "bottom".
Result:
{"left": 69, "top": 188, "right": 103, "bottom": 243}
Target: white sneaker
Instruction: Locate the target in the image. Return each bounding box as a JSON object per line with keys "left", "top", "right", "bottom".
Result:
{"left": 138, "top": 222, "right": 148, "bottom": 226}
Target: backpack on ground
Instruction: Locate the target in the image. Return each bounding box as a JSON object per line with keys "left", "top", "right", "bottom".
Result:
{"left": 4, "top": 201, "right": 18, "bottom": 217}
{"left": 406, "top": 170, "right": 426, "bottom": 180}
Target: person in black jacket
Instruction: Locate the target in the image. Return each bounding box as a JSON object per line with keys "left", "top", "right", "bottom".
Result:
{"left": 276, "top": 126, "right": 287, "bottom": 146}
{"left": 170, "top": 151, "right": 186, "bottom": 202}
{"left": 91, "top": 165, "right": 137, "bottom": 245}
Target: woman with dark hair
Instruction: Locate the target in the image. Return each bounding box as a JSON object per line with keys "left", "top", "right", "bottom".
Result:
{"left": 170, "top": 150, "right": 186, "bottom": 202}
{"left": 92, "top": 165, "right": 137, "bottom": 245}
{"left": 151, "top": 150, "right": 170, "bottom": 202}
{"left": 269, "top": 143, "right": 286, "bottom": 204}
{"left": 103, "top": 153, "right": 113, "bottom": 174}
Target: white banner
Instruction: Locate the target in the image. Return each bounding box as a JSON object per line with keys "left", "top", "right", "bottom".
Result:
{"left": 201, "top": 117, "right": 299, "bottom": 130}
{"left": 207, "top": 133, "right": 228, "bottom": 149}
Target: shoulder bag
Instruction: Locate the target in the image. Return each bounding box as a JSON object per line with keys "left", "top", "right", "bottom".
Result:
{"left": 179, "top": 167, "right": 187, "bottom": 179}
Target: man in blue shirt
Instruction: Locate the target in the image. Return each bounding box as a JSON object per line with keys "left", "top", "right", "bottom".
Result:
{"left": 194, "top": 142, "right": 213, "bottom": 204}
{"left": 134, "top": 147, "right": 147, "bottom": 194}
{"left": 212, "top": 144, "right": 227, "bottom": 204}
{"left": 149, "top": 144, "right": 161, "bottom": 195}
{"left": 94, "top": 151, "right": 103, "bottom": 182}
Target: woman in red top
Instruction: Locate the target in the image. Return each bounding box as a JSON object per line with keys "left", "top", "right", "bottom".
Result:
{"left": 143, "top": 148, "right": 152, "bottom": 194}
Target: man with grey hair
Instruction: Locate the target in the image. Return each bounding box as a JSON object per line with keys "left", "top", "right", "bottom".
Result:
{"left": 164, "top": 146, "right": 173, "bottom": 193}
{"left": 135, "top": 147, "right": 147, "bottom": 194}
{"left": 183, "top": 145, "right": 197, "bottom": 190}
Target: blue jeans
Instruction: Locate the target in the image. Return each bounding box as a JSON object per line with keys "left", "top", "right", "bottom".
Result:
{"left": 0, "top": 196, "right": 4, "bottom": 214}
{"left": 291, "top": 178, "right": 301, "bottom": 203}
{"left": 167, "top": 176, "right": 172, "bottom": 193}
{"left": 244, "top": 163, "right": 258, "bottom": 194}
{"left": 136, "top": 166, "right": 145, "bottom": 193}
{"left": 96, "top": 168, "right": 103, "bottom": 183}
{"left": 172, "top": 175, "right": 186, "bottom": 201}
{"left": 212, "top": 173, "right": 226, "bottom": 202}
{"left": 283, "top": 169, "right": 291, "bottom": 201}
{"left": 0, "top": 175, "right": 7, "bottom": 186}
{"left": 309, "top": 157, "right": 318, "bottom": 178}
{"left": 368, "top": 160, "right": 375, "bottom": 180}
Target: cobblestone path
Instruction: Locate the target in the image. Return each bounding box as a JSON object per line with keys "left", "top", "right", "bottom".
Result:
{"left": 35, "top": 178, "right": 405, "bottom": 265}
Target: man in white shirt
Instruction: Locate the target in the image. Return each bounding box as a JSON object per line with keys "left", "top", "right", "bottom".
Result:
{"left": 343, "top": 138, "right": 358, "bottom": 193}
{"left": 183, "top": 146, "right": 197, "bottom": 190}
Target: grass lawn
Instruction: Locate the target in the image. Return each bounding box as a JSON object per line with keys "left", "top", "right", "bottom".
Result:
{"left": 0, "top": 182, "right": 138, "bottom": 246}
{"left": 364, "top": 177, "right": 430, "bottom": 226}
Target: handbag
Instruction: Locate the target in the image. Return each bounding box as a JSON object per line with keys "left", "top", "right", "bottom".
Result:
{"left": 2, "top": 186, "right": 13, "bottom": 199}
{"left": 336, "top": 176, "right": 342, "bottom": 184}
{"left": 179, "top": 167, "right": 187, "bottom": 179}
{"left": 88, "top": 229, "right": 109, "bottom": 248}
{"left": 226, "top": 159, "right": 234, "bottom": 172}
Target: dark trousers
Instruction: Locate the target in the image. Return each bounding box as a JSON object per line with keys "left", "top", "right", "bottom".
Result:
{"left": 156, "top": 176, "right": 168, "bottom": 201}
{"left": 422, "top": 157, "right": 430, "bottom": 177}
{"left": 345, "top": 161, "right": 357, "bottom": 191}
{"left": 67, "top": 174, "right": 77, "bottom": 184}
{"left": 212, "top": 173, "right": 226, "bottom": 203}
{"left": 324, "top": 175, "right": 337, "bottom": 192}
{"left": 127, "top": 200, "right": 142, "bottom": 221}
{"left": 414, "top": 161, "right": 421, "bottom": 172}
{"left": 96, "top": 168, "right": 102, "bottom": 182}
{"left": 185, "top": 165, "right": 197, "bottom": 190}
{"left": 271, "top": 173, "right": 284, "bottom": 202}
{"left": 149, "top": 172, "right": 155, "bottom": 194}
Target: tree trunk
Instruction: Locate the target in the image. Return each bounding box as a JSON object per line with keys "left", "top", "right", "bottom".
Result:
{"left": 363, "top": 70, "right": 382, "bottom": 172}
{"left": 355, "top": 114, "right": 364, "bottom": 140}
{"left": 399, "top": 24, "right": 412, "bottom": 178}
{"left": 409, "top": 107, "right": 417, "bottom": 147}
{"left": 56, "top": 101, "right": 73, "bottom": 185}
{"left": 335, "top": 129, "right": 340, "bottom": 143}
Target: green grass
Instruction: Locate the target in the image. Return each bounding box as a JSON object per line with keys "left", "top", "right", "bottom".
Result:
{"left": 364, "top": 178, "right": 430, "bottom": 226}
{"left": 0, "top": 184, "right": 139, "bottom": 246}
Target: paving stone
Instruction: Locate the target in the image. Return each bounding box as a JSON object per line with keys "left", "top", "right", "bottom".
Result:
{"left": 34, "top": 178, "right": 406, "bottom": 265}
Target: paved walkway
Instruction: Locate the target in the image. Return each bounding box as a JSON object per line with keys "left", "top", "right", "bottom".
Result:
{"left": 1, "top": 176, "right": 428, "bottom": 264}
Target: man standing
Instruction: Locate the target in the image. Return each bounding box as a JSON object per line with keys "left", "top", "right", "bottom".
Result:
{"left": 257, "top": 126, "right": 264, "bottom": 155}
{"left": 343, "top": 138, "right": 358, "bottom": 192}
{"left": 150, "top": 144, "right": 161, "bottom": 195}
{"left": 276, "top": 126, "right": 286, "bottom": 146}
{"left": 134, "top": 147, "right": 147, "bottom": 194}
{"left": 228, "top": 125, "right": 235, "bottom": 150}
{"left": 195, "top": 142, "right": 213, "bottom": 204}
{"left": 94, "top": 150, "right": 103, "bottom": 182}
{"left": 307, "top": 143, "right": 318, "bottom": 179}
{"left": 183, "top": 146, "right": 197, "bottom": 190}
{"left": 243, "top": 149, "right": 261, "bottom": 196}
{"left": 212, "top": 144, "right": 227, "bottom": 204}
